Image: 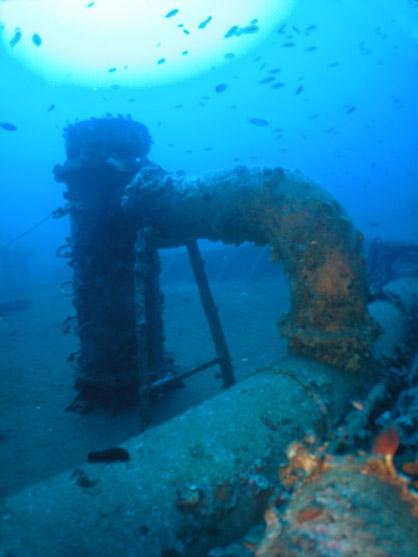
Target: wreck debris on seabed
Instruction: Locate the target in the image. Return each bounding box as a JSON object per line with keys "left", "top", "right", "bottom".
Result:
{"left": 54, "top": 116, "right": 378, "bottom": 415}
{"left": 2, "top": 116, "right": 417, "bottom": 556}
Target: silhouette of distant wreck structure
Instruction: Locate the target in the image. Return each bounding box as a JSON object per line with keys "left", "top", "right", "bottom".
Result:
{"left": 54, "top": 116, "right": 378, "bottom": 414}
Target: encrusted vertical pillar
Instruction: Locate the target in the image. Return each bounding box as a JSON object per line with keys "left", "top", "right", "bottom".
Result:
{"left": 54, "top": 116, "right": 160, "bottom": 412}
{"left": 134, "top": 228, "right": 174, "bottom": 423}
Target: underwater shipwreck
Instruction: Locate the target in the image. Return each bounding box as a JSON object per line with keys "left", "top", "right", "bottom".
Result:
{"left": 1, "top": 117, "right": 418, "bottom": 557}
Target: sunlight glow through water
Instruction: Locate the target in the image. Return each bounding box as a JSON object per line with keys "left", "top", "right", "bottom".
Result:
{"left": 0, "top": 0, "right": 295, "bottom": 87}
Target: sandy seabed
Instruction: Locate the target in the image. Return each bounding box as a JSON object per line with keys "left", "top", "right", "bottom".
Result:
{"left": 0, "top": 273, "right": 289, "bottom": 497}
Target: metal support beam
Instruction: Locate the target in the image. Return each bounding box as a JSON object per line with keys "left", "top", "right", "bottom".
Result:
{"left": 186, "top": 239, "right": 235, "bottom": 388}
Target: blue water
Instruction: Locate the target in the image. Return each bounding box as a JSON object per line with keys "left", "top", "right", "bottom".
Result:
{"left": 1, "top": 0, "right": 417, "bottom": 281}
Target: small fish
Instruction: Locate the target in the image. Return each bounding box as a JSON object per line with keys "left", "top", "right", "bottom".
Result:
{"left": 271, "top": 82, "right": 285, "bottom": 89}
{"left": 268, "top": 68, "right": 281, "bottom": 74}
{"left": 306, "top": 25, "right": 317, "bottom": 32}
{"left": 259, "top": 76, "right": 275, "bottom": 85}
{"left": 350, "top": 400, "right": 364, "bottom": 411}
{"left": 32, "top": 33, "right": 42, "bottom": 46}
{"left": 345, "top": 105, "right": 356, "bottom": 114}
{"left": 165, "top": 9, "right": 179, "bottom": 18}
{"left": 182, "top": 29, "right": 190, "bottom": 35}
{"left": 157, "top": 58, "right": 166, "bottom": 65}
{"left": 242, "top": 24, "right": 259, "bottom": 35}
{"left": 0, "top": 122, "right": 17, "bottom": 131}
{"left": 295, "top": 85, "right": 304, "bottom": 95}
{"left": 182, "top": 50, "right": 188, "bottom": 55}
{"left": 107, "top": 67, "right": 117, "bottom": 73}
{"left": 224, "top": 23, "right": 259, "bottom": 38}
{"left": 215, "top": 83, "right": 227, "bottom": 93}
{"left": 282, "top": 42, "right": 295, "bottom": 47}
{"left": 305, "top": 46, "right": 317, "bottom": 52}
{"left": 224, "top": 25, "right": 240, "bottom": 39}
{"left": 86, "top": 1, "right": 95, "bottom": 7}
{"left": 328, "top": 61, "right": 339, "bottom": 68}
{"left": 198, "top": 16, "right": 212, "bottom": 30}
{"left": 47, "top": 104, "right": 55, "bottom": 112}
{"left": 9, "top": 28, "right": 22, "bottom": 48}
{"left": 224, "top": 52, "right": 235, "bottom": 59}
{"left": 248, "top": 118, "right": 269, "bottom": 127}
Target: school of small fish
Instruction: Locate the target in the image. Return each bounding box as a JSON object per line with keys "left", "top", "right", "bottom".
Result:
{"left": 1, "top": 0, "right": 396, "bottom": 174}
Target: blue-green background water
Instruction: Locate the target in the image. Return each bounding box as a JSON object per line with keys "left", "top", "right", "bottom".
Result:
{"left": 0, "top": 0, "right": 417, "bottom": 284}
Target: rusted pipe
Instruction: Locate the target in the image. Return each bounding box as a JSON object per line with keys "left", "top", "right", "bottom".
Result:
{"left": 123, "top": 163, "right": 378, "bottom": 370}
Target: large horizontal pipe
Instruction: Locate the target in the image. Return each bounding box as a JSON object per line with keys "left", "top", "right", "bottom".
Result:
{"left": 0, "top": 358, "right": 361, "bottom": 557}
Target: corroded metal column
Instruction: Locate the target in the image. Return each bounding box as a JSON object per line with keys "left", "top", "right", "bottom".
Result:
{"left": 54, "top": 116, "right": 163, "bottom": 412}
{"left": 134, "top": 227, "right": 174, "bottom": 424}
